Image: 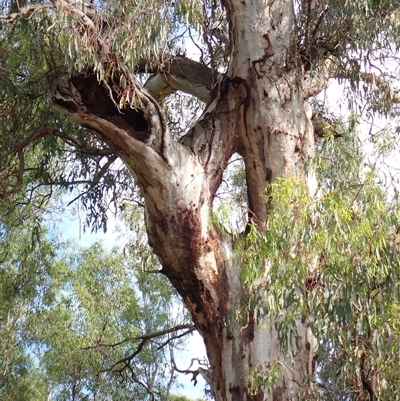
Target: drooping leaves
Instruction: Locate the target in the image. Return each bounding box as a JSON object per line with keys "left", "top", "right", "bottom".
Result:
{"left": 0, "top": 197, "right": 193, "bottom": 401}
{"left": 241, "top": 131, "right": 400, "bottom": 399}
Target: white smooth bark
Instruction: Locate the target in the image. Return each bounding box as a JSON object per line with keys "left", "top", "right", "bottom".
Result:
{"left": 50, "top": 0, "right": 318, "bottom": 399}
{"left": 145, "top": 73, "right": 211, "bottom": 103}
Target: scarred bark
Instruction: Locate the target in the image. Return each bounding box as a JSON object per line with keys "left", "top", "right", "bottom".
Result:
{"left": 50, "top": 0, "right": 317, "bottom": 399}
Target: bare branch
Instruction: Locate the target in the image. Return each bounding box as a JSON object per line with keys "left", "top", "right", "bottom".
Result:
{"left": 100, "top": 324, "right": 196, "bottom": 372}
{"left": 0, "top": 2, "right": 54, "bottom": 23}
{"left": 156, "top": 328, "right": 196, "bottom": 350}
{"left": 169, "top": 347, "right": 213, "bottom": 392}
{"left": 0, "top": 126, "right": 115, "bottom": 161}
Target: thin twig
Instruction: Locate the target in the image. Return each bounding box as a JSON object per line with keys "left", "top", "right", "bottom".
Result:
{"left": 0, "top": 2, "right": 54, "bottom": 23}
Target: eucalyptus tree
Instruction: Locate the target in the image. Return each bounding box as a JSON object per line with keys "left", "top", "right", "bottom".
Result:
{"left": 0, "top": 176, "right": 194, "bottom": 401}
{"left": 0, "top": 201, "right": 194, "bottom": 401}
{"left": 37, "top": 242, "right": 194, "bottom": 401}
{"left": 0, "top": 195, "right": 57, "bottom": 401}
{"left": 1, "top": 0, "right": 400, "bottom": 400}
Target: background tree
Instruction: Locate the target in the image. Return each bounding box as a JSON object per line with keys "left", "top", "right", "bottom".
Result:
{"left": 169, "top": 395, "right": 207, "bottom": 401}
{"left": 0, "top": 193, "right": 56, "bottom": 401}
{"left": 1, "top": 0, "right": 400, "bottom": 400}
{"left": 0, "top": 193, "right": 195, "bottom": 401}
{"left": 241, "top": 129, "right": 400, "bottom": 400}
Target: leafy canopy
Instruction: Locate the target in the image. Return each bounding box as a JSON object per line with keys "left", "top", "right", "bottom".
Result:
{"left": 0, "top": 195, "right": 194, "bottom": 401}
{"left": 0, "top": 0, "right": 399, "bottom": 229}
{"left": 240, "top": 130, "right": 400, "bottom": 400}
{"left": 1, "top": 0, "right": 400, "bottom": 400}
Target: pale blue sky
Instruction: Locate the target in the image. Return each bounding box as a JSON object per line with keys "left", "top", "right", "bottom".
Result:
{"left": 58, "top": 204, "right": 208, "bottom": 399}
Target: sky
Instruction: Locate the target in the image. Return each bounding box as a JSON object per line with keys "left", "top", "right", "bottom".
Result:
{"left": 53, "top": 79, "right": 400, "bottom": 401}
{"left": 58, "top": 202, "right": 208, "bottom": 399}
{"left": 320, "top": 79, "right": 400, "bottom": 191}
{"left": 54, "top": 37, "right": 400, "bottom": 401}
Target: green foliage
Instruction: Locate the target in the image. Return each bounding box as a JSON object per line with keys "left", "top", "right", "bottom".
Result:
{"left": 0, "top": 198, "right": 191, "bottom": 400}
{"left": 56, "top": 0, "right": 203, "bottom": 76}
{"left": 296, "top": 0, "right": 400, "bottom": 66}
{"left": 0, "top": 12, "right": 66, "bottom": 149}
{"left": 1, "top": 0, "right": 400, "bottom": 399}
{"left": 169, "top": 395, "right": 207, "bottom": 401}
{"left": 247, "top": 361, "right": 282, "bottom": 399}
{"left": 0, "top": 0, "right": 211, "bottom": 231}
{"left": 240, "top": 132, "right": 400, "bottom": 399}
{"left": 1, "top": 0, "right": 399, "bottom": 233}
{"left": 37, "top": 242, "right": 184, "bottom": 401}
{"left": 0, "top": 5, "right": 136, "bottom": 230}
{"left": 0, "top": 194, "right": 64, "bottom": 400}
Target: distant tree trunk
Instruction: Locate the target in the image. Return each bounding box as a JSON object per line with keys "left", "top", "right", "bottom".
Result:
{"left": 50, "top": 0, "right": 317, "bottom": 399}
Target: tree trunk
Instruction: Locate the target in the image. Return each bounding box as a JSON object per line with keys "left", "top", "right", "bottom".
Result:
{"left": 50, "top": 0, "right": 317, "bottom": 399}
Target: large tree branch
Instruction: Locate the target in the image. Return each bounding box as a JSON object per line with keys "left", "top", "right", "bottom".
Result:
{"left": 1, "top": 1, "right": 214, "bottom": 104}
{"left": 140, "top": 56, "right": 217, "bottom": 103}
{"left": 49, "top": 71, "right": 185, "bottom": 213}
{"left": 49, "top": 69, "right": 242, "bottom": 220}
{"left": 50, "top": 74, "right": 171, "bottom": 155}
{"left": 302, "top": 58, "right": 333, "bottom": 99}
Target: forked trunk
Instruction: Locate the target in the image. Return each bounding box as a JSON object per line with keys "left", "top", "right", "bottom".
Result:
{"left": 50, "top": 0, "right": 317, "bottom": 399}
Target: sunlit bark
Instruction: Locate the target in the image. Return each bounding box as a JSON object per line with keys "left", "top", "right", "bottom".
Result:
{"left": 50, "top": 0, "right": 318, "bottom": 399}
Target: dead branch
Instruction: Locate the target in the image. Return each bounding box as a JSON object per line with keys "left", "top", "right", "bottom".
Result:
{"left": 169, "top": 347, "right": 212, "bottom": 391}
{"left": 0, "top": 2, "right": 54, "bottom": 23}
{"left": 0, "top": 126, "right": 115, "bottom": 161}
{"left": 96, "top": 324, "right": 196, "bottom": 372}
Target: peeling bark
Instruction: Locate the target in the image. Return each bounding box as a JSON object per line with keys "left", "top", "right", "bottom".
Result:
{"left": 50, "top": 0, "right": 317, "bottom": 399}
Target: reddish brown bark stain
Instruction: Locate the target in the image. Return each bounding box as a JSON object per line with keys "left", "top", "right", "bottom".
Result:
{"left": 151, "top": 205, "right": 231, "bottom": 401}
{"left": 272, "top": 383, "right": 285, "bottom": 401}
